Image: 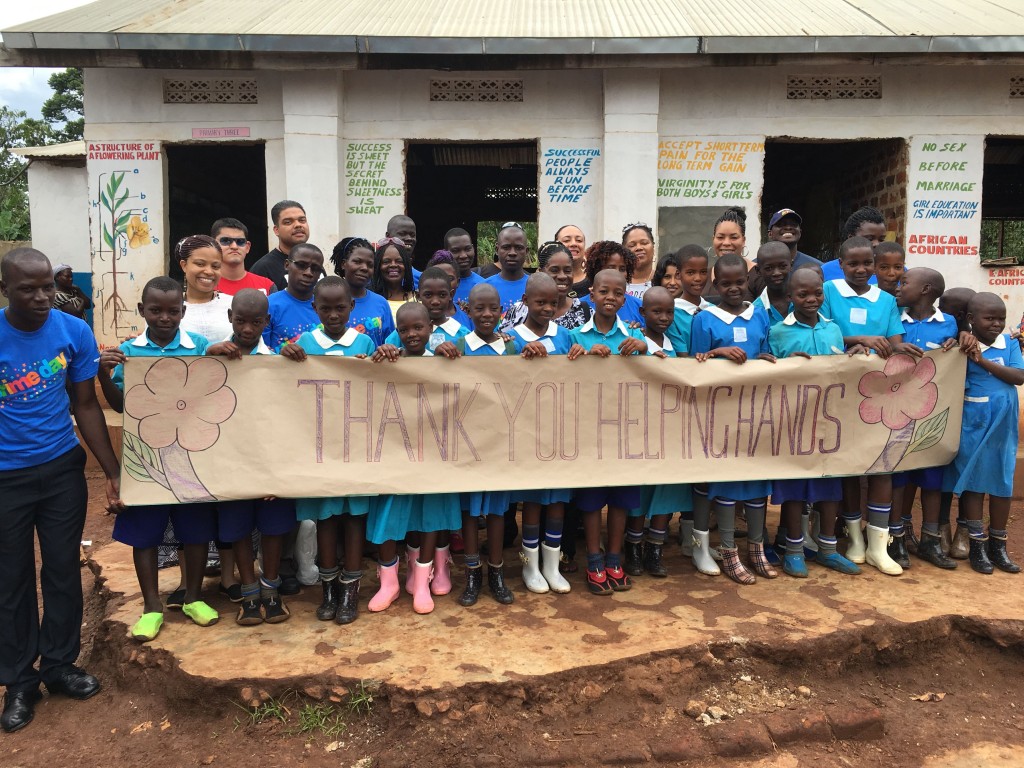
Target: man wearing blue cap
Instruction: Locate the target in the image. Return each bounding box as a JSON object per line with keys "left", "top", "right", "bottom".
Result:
{"left": 766, "top": 209, "right": 823, "bottom": 271}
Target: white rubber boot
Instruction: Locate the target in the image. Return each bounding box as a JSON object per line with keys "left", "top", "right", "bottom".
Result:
{"left": 865, "top": 524, "right": 904, "bottom": 576}
{"left": 540, "top": 543, "right": 571, "bottom": 593}
{"left": 844, "top": 518, "right": 867, "bottom": 564}
{"left": 692, "top": 530, "right": 721, "bottom": 576}
{"left": 680, "top": 519, "right": 694, "bottom": 557}
{"left": 802, "top": 508, "right": 819, "bottom": 555}
{"left": 520, "top": 545, "right": 549, "bottom": 593}
{"left": 294, "top": 520, "right": 319, "bottom": 585}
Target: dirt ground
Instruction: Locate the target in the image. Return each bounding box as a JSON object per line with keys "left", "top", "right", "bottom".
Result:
{"left": 4, "top": 469, "right": 1024, "bottom": 768}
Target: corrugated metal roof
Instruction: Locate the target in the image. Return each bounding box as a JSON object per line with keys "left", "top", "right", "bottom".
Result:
{"left": 12, "top": 140, "right": 86, "bottom": 159}
{"left": 4, "top": 0, "right": 1024, "bottom": 54}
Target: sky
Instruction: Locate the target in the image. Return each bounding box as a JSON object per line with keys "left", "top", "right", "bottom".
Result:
{"left": 0, "top": 0, "right": 94, "bottom": 118}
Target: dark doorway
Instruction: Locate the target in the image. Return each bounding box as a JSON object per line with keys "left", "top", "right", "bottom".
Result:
{"left": 407, "top": 142, "right": 538, "bottom": 270}
{"left": 762, "top": 139, "right": 907, "bottom": 263}
{"left": 166, "top": 143, "right": 268, "bottom": 279}
{"left": 981, "top": 138, "right": 1024, "bottom": 266}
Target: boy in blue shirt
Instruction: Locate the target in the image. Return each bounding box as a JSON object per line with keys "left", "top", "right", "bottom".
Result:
{"left": 207, "top": 290, "right": 297, "bottom": 625}
{"left": 889, "top": 267, "right": 963, "bottom": 570}
{"left": 263, "top": 242, "right": 323, "bottom": 350}
{"left": 753, "top": 241, "right": 794, "bottom": 326}
{"left": 484, "top": 223, "right": 530, "bottom": 319}
{"left": 97, "top": 276, "right": 218, "bottom": 641}
{"left": 820, "top": 236, "right": 905, "bottom": 576}
{"left": 444, "top": 227, "right": 485, "bottom": 308}
{"left": 768, "top": 269, "right": 862, "bottom": 578}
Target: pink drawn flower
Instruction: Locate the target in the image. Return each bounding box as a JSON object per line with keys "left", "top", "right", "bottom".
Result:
{"left": 858, "top": 354, "right": 938, "bottom": 431}
{"left": 125, "top": 357, "right": 237, "bottom": 451}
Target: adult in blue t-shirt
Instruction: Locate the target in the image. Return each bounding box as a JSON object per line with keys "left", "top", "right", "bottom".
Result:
{"left": 484, "top": 223, "right": 531, "bottom": 320}
{"left": 0, "top": 248, "right": 123, "bottom": 733}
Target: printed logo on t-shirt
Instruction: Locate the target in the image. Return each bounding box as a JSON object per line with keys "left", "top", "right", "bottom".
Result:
{"left": 0, "top": 352, "right": 69, "bottom": 402}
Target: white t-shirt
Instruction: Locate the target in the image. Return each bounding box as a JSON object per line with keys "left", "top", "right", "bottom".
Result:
{"left": 180, "top": 293, "right": 233, "bottom": 342}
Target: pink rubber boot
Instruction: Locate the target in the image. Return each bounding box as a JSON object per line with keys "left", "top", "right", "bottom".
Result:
{"left": 404, "top": 545, "right": 419, "bottom": 595}
{"left": 411, "top": 560, "right": 435, "bottom": 614}
{"left": 431, "top": 545, "right": 453, "bottom": 596}
{"left": 368, "top": 561, "right": 400, "bottom": 612}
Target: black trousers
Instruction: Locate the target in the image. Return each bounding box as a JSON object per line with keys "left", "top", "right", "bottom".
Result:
{"left": 0, "top": 446, "right": 88, "bottom": 694}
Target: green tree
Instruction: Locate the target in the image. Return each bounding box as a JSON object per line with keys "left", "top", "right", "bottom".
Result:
{"left": 41, "top": 67, "right": 84, "bottom": 143}
{"left": 0, "top": 106, "right": 54, "bottom": 240}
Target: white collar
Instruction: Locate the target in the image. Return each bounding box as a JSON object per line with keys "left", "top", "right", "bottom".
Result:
{"left": 782, "top": 312, "right": 830, "bottom": 327}
{"left": 312, "top": 327, "right": 359, "bottom": 348}
{"left": 135, "top": 330, "right": 195, "bottom": 349}
{"left": 674, "top": 297, "right": 710, "bottom": 316}
{"left": 831, "top": 279, "right": 881, "bottom": 303}
{"left": 757, "top": 288, "right": 771, "bottom": 310}
{"left": 513, "top": 321, "right": 558, "bottom": 342}
{"left": 435, "top": 317, "right": 462, "bottom": 335}
{"left": 645, "top": 335, "right": 673, "bottom": 353}
{"left": 579, "top": 317, "right": 630, "bottom": 335}
{"left": 978, "top": 334, "right": 1008, "bottom": 352}
{"left": 464, "top": 332, "right": 506, "bottom": 354}
{"left": 704, "top": 302, "right": 755, "bottom": 324}
{"left": 222, "top": 333, "right": 273, "bottom": 355}
{"left": 900, "top": 308, "right": 946, "bottom": 323}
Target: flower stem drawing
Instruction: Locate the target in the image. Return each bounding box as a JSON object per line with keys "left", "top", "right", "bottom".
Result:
{"left": 122, "top": 357, "right": 237, "bottom": 502}
{"left": 858, "top": 354, "right": 949, "bottom": 472}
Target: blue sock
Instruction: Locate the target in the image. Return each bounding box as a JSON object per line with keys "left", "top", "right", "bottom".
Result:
{"left": 867, "top": 503, "right": 890, "bottom": 530}
{"left": 341, "top": 569, "right": 362, "bottom": 583}
{"left": 967, "top": 519, "right": 985, "bottom": 540}
{"left": 586, "top": 552, "right": 604, "bottom": 572}
{"left": 646, "top": 526, "right": 667, "bottom": 545}
{"left": 817, "top": 535, "right": 837, "bottom": 557}
{"left": 990, "top": 527, "right": 1007, "bottom": 539}
{"left": 465, "top": 553, "right": 481, "bottom": 569}
{"left": 889, "top": 520, "right": 904, "bottom": 535}
{"left": 544, "top": 517, "right": 564, "bottom": 548}
{"left": 522, "top": 523, "right": 540, "bottom": 550}
{"left": 605, "top": 552, "right": 621, "bottom": 570}
{"left": 626, "top": 527, "right": 644, "bottom": 544}
{"left": 319, "top": 566, "right": 339, "bottom": 582}
{"left": 922, "top": 521, "right": 939, "bottom": 535}
{"left": 785, "top": 536, "right": 804, "bottom": 556}
{"left": 241, "top": 581, "right": 260, "bottom": 600}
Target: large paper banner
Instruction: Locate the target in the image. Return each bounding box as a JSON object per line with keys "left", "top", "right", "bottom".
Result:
{"left": 120, "top": 352, "right": 965, "bottom": 505}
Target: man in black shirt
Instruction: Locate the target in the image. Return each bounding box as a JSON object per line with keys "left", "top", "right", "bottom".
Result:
{"left": 250, "top": 200, "right": 310, "bottom": 290}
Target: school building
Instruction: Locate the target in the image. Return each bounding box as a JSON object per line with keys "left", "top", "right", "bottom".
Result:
{"left": 4, "top": 0, "right": 1024, "bottom": 344}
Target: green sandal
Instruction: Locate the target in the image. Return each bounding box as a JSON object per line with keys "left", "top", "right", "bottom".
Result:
{"left": 182, "top": 600, "right": 219, "bottom": 627}
{"left": 131, "top": 612, "right": 164, "bottom": 642}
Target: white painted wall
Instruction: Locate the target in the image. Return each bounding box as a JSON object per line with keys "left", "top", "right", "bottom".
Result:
{"left": 26, "top": 161, "right": 90, "bottom": 273}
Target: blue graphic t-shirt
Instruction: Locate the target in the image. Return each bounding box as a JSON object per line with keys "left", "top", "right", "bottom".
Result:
{"left": 349, "top": 290, "right": 396, "bottom": 347}
{"left": 485, "top": 273, "right": 529, "bottom": 318}
{"left": 264, "top": 290, "right": 319, "bottom": 351}
{"left": 0, "top": 309, "right": 100, "bottom": 471}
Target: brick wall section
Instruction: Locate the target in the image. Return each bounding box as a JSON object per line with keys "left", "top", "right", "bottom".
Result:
{"left": 841, "top": 139, "right": 909, "bottom": 239}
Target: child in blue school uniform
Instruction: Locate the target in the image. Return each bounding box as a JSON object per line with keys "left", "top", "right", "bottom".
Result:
{"left": 280, "top": 276, "right": 376, "bottom": 625}
{"left": 768, "top": 269, "right": 862, "bottom": 578}
{"left": 569, "top": 269, "right": 649, "bottom": 595}
{"left": 575, "top": 241, "right": 645, "bottom": 326}
{"left": 262, "top": 243, "right": 324, "bottom": 350}
{"left": 366, "top": 302, "right": 462, "bottom": 614}
{"left": 944, "top": 292, "right": 1024, "bottom": 575}
{"left": 623, "top": 287, "right": 691, "bottom": 579}
{"left": 206, "top": 290, "right": 297, "bottom": 625}
{"left": 654, "top": 244, "right": 713, "bottom": 563}
{"left": 384, "top": 266, "right": 470, "bottom": 352}
{"left": 425, "top": 251, "right": 474, "bottom": 328}
{"left": 508, "top": 274, "right": 578, "bottom": 594}
{"left": 690, "top": 253, "right": 776, "bottom": 585}
{"left": 452, "top": 283, "right": 521, "bottom": 606}
{"left": 889, "top": 267, "right": 965, "bottom": 571}
{"left": 330, "top": 237, "right": 396, "bottom": 347}
{"left": 753, "top": 241, "right": 795, "bottom": 327}
{"left": 96, "top": 276, "right": 218, "bottom": 641}
{"left": 820, "top": 236, "right": 906, "bottom": 576}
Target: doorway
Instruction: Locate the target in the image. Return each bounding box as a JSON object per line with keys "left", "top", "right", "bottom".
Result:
{"left": 981, "top": 137, "right": 1024, "bottom": 266}
{"left": 761, "top": 139, "right": 907, "bottom": 262}
{"left": 166, "top": 143, "right": 268, "bottom": 279}
{"left": 406, "top": 142, "right": 538, "bottom": 270}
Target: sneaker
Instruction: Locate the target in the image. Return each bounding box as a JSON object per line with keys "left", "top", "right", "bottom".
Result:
{"left": 586, "top": 567, "right": 613, "bottom": 595}
{"left": 605, "top": 565, "right": 633, "bottom": 592}
{"left": 763, "top": 544, "right": 782, "bottom": 567}
{"left": 236, "top": 598, "right": 263, "bottom": 626}
{"left": 815, "top": 551, "right": 861, "bottom": 575}
{"left": 219, "top": 583, "right": 243, "bottom": 602}
{"left": 182, "top": 600, "right": 219, "bottom": 627}
{"left": 783, "top": 554, "right": 808, "bottom": 578}
{"left": 261, "top": 594, "right": 290, "bottom": 624}
{"left": 165, "top": 588, "right": 186, "bottom": 610}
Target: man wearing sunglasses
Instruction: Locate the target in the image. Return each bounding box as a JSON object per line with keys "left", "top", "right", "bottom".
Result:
{"left": 210, "top": 218, "right": 276, "bottom": 296}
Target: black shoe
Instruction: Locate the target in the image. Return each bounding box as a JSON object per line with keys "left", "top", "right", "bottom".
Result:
{"left": 335, "top": 578, "right": 360, "bottom": 625}
{"left": 623, "top": 540, "right": 644, "bottom": 576}
{"left": 887, "top": 532, "right": 911, "bottom": 569}
{"left": 905, "top": 524, "right": 920, "bottom": 556}
{"left": 987, "top": 535, "right": 1021, "bottom": 574}
{"left": 917, "top": 531, "right": 957, "bottom": 570}
{"left": 969, "top": 537, "right": 994, "bottom": 575}
{"left": 487, "top": 563, "right": 514, "bottom": 605}
{"left": 642, "top": 542, "right": 669, "bottom": 577}
{"left": 316, "top": 579, "right": 339, "bottom": 621}
{"left": 1, "top": 689, "right": 41, "bottom": 733}
{"left": 458, "top": 566, "right": 483, "bottom": 606}
{"left": 219, "top": 583, "right": 243, "bottom": 603}
{"left": 262, "top": 593, "right": 290, "bottom": 623}
{"left": 236, "top": 597, "right": 264, "bottom": 626}
{"left": 165, "top": 588, "right": 186, "bottom": 610}
{"left": 43, "top": 666, "right": 100, "bottom": 700}
{"left": 278, "top": 576, "right": 301, "bottom": 596}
